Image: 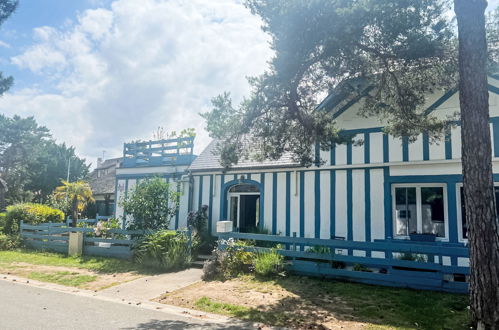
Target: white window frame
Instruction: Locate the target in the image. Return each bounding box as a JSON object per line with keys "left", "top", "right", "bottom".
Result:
{"left": 392, "top": 183, "right": 449, "bottom": 241}
{"left": 456, "top": 182, "right": 499, "bottom": 243}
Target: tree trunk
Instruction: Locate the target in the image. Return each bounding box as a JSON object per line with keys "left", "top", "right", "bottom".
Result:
{"left": 455, "top": 0, "right": 499, "bottom": 328}
{"left": 72, "top": 197, "right": 78, "bottom": 228}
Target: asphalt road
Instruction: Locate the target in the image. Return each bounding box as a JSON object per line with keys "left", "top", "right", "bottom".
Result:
{"left": 0, "top": 280, "right": 245, "bottom": 330}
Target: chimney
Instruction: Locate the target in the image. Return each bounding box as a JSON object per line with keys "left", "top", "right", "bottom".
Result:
{"left": 97, "top": 157, "right": 102, "bottom": 168}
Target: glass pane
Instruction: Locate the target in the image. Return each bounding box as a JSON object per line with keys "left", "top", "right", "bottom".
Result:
{"left": 229, "top": 184, "right": 259, "bottom": 193}
{"left": 395, "top": 187, "right": 417, "bottom": 236}
{"left": 421, "top": 187, "right": 445, "bottom": 237}
{"left": 229, "top": 196, "right": 238, "bottom": 228}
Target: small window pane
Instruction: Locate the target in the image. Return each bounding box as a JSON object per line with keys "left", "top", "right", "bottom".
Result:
{"left": 229, "top": 184, "right": 259, "bottom": 193}
{"left": 421, "top": 187, "right": 445, "bottom": 237}
{"left": 395, "top": 187, "right": 417, "bottom": 236}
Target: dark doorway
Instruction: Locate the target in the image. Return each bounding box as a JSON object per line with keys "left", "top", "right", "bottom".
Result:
{"left": 239, "top": 195, "right": 260, "bottom": 232}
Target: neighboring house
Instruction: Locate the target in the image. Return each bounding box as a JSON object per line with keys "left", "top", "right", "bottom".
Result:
{"left": 89, "top": 157, "right": 122, "bottom": 217}
{"left": 115, "top": 75, "right": 499, "bottom": 267}
{"left": 0, "top": 177, "right": 7, "bottom": 211}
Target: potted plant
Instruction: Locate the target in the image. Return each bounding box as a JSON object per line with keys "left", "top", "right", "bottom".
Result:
{"left": 409, "top": 232, "right": 437, "bottom": 242}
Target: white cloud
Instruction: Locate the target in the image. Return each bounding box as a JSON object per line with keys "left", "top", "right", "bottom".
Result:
{"left": 1, "top": 0, "right": 272, "bottom": 165}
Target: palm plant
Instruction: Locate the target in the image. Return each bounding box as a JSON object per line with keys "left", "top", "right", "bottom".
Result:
{"left": 54, "top": 180, "right": 94, "bottom": 227}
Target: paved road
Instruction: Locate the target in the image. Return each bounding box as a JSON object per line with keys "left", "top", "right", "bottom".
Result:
{"left": 0, "top": 280, "right": 245, "bottom": 330}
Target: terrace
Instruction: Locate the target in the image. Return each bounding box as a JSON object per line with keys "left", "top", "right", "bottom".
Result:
{"left": 121, "top": 136, "right": 196, "bottom": 168}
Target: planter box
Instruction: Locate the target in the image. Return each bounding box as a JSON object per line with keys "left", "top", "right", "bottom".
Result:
{"left": 409, "top": 233, "right": 436, "bottom": 242}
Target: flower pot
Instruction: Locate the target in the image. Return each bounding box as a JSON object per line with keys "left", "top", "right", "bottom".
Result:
{"left": 409, "top": 233, "right": 436, "bottom": 242}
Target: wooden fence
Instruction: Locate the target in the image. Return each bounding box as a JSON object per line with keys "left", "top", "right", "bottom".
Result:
{"left": 20, "top": 221, "right": 192, "bottom": 259}
{"left": 218, "top": 232, "right": 470, "bottom": 294}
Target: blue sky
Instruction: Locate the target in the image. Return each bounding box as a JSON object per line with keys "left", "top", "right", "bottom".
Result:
{"left": 0, "top": 0, "right": 497, "bottom": 166}
{"left": 0, "top": 1, "right": 114, "bottom": 92}
{"left": 0, "top": 0, "right": 272, "bottom": 165}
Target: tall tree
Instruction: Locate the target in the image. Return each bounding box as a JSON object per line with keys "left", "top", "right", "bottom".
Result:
{"left": 0, "top": 0, "right": 17, "bottom": 96}
{"left": 0, "top": 115, "right": 89, "bottom": 206}
{"left": 203, "top": 0, "right": 499, "bottom": 327}
{"left": 455, "top": 1, "right": 499, "bottom": 328}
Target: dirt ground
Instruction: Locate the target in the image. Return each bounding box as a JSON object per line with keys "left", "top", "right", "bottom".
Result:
{"left": 0, "top": 262, "right": 141, "bottom": 290}
{"left": 156, "top": 277, "right": 371, "bottom": 329}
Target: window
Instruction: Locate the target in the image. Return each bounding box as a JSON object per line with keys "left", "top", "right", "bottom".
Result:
{"left": 393, "top": 184, "right": 447, "bottom": 239}
{"left": 458, "top": 185, "right": 499, "bottom": 241}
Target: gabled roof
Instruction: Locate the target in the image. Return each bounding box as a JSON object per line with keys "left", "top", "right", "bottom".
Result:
{"left": 188, "top": 138, "right": 299, "bottom": 172}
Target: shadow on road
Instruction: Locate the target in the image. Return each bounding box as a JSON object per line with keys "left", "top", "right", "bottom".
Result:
{"left": 121, "top": 319, "right": 250, "bottom": 330}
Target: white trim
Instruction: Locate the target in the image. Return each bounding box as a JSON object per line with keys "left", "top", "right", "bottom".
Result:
{"left": 391, "top": 183, "right": 449, "bottom": 241}
{"left": 188, "top": 158, "right": 499, "bottom": 176}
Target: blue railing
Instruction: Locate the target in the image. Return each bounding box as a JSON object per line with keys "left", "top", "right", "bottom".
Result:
{"left": 122, "top": 136, "right": 196, "bottom": 168}
{"left": 218, "top": 232, "right": 470, "bottom": 294}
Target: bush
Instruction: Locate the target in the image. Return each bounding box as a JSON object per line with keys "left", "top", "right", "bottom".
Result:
{"left": 187, "top": 205, "right": 215, "bottom": 254}
{"left": 0, "top": 212, "right": 5, "bottom": 232}
{"left": 121, "top": 177, "right": 179, "bottom": 230}
{"left": 253, "top": 250, "right": 285, "bottom": 277}
{"left": 0, "top": 233, "right": 21, "bottom": 250}
{"left": 202, "top": 238, "right": 255, "bottom": 281}
{"left": 3, "top": 203, "right": 65, "bottom": 234}
{"left": 133, "top": 230, "right": 191, "bottom": 271}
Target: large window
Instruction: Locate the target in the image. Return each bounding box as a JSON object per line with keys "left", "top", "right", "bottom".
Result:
{"left": 458, "top": 185, "right": 499, "bottom": 241}
{"left": 393, "top": 184, "right": 447, "bottom": 239}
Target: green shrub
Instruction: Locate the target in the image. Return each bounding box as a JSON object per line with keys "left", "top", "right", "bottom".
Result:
{"left": 397, "top": 252, "right": 428, "bottom": 262}
{"left": 133, "top": 230, "right": 191, "bottom": 271}
{"left": 0, "top": 212, "right": 6, "bottom": 232}
{"left": 187, "top": 205, "right": 215, "bottom": 254}
{"left": 4, "top": 203, "right": 65, "bottom": 234}
{"left": 253, "top": 250, "right": 285, "bottom": 277}
{"left": 202, "top": 238, "right": 255, "bottom": 281}
{"left": 0, "top": 233, "right": 21, "bottom": 250}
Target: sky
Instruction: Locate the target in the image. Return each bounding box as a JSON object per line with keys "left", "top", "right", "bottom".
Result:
{"left": 0, "top": 0, "right": 273, "bottom": 166}
{"left": 0, "top": 1, "right": 497, "bottom": 168}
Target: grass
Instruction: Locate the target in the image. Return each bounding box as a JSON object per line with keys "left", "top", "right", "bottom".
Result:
{"left": 0, "top": 249, "right": 158, "bottom": 274}
{"left": 188, "top": 275, "right": 470, "bottom": 329}
{"left": 28, "top": 271, "right": 97, "bottom": 287}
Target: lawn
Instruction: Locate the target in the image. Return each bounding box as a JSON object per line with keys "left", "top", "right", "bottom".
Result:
{"left": 0, "top": 249, "right": 159, "bottom": 290}
{"left": 158, "top": 275, "right": 469, "bottom": 329}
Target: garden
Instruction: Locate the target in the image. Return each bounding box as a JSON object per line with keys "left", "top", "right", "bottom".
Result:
{"left": 156, "top": 237, "right": 470, "bottom": 329}
{"left": 0, "top": 177, "right": 204, "bottom": 290}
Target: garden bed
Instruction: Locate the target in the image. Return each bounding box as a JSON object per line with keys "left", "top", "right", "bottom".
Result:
{"left": 156, "top": 275, "right": 469, "bottom": 329}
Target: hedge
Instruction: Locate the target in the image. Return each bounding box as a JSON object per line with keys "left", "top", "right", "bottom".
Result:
{"left": 3, "top": 203, "right": 64, "bottom": 234}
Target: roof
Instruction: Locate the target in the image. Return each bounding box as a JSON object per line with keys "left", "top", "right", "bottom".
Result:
{"left": 90, "top": 159, "right": 121, "bottom": 195}
{"left": 97, "top": 157, "right": 122, "bottom": 170}
{"left": 188, "top": 138, "right": 299, "bottom": 172}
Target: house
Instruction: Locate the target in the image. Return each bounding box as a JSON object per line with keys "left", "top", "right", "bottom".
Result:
{"left": 89, "top": 157, "right": 122, "bottom": 217}
{"left": 115, "top": 75, "right": 499, "bottom": 269}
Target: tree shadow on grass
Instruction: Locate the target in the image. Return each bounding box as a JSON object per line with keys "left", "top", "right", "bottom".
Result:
{"left": 227, "top": 275, "right": 470, "bottom": 330}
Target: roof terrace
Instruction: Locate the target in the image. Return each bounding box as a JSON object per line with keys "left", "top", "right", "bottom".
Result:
{"left": 122, "top": 136, "right": 196, "bottom": 168}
